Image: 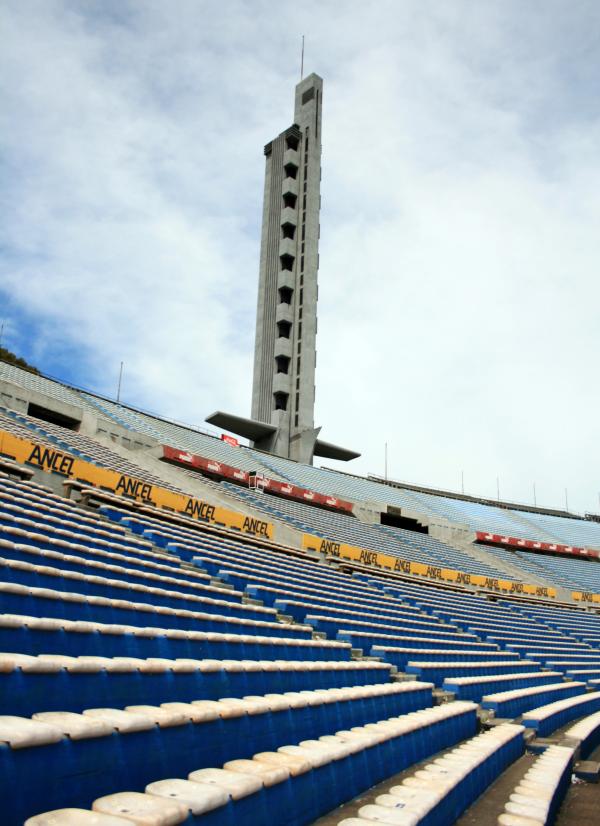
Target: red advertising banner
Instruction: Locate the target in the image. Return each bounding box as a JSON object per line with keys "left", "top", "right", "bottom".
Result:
{"left": 476, "top": 531, "right": 600, "bottom": 560}
{"left": 162, "top": 445, "right": 354, "bottom": 513}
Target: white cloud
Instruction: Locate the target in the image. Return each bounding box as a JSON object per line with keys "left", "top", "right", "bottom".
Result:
{"left": 1, "top": 0, "right": 599, "bottom": 513}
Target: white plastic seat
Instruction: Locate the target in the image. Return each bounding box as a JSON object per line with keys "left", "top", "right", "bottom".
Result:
{"left": 357, "top": 804, "right": 421, "bottom": 824}
{"left": 253, "top": 750, "right": 312, "bottom": 775}
{"left": 498, "top": 814, "right": 545, "bottom": 825}
{"left": 124, "top": 706, "right": 189, "bottom": 728}
{"left": 187, "top": 767, "right": 262, "bottom": 799}
{"left": 223, "top": 758, "right": 289, "bottom": 786}
{"left": 82, "top": 709, "right": 155, "bottom": 734}
{"left": 144, "top": 778, "right": 228, "bottom": 816}
{"left": 25, "top": 809, "right": 133, "bottom": 825}
{"left": 159, "top": 702, "right": 220, "bottom": 723}
{"left": 0, "top": 715, "right": 64, "bottom": 748}
{"left": 32, "top": 712, "right": 113, "bottom": 740}
{"left": 92, "top": 791, "right": 188, "bottom": 825}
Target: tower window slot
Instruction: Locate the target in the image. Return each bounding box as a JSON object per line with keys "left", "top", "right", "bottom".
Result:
{"left": 275, "top": 355, "right": 290, "bottom": 374}
{"left": 283, "top": 192, "right": 297, "bottom": 209}
{"left": 277, "top": 320, "right": 292, "bottom": 339}
{"left": 278, "top": 286, "right": 293, "bottom": 305}
{"left": 281, "top": 222, "right": 296, "bottom": 240}
{"left": 284, "top": 163, "right": 298, "bottom": 180}
{"left": 280, "top": 253, "right": 294, "bottom": 271}
{"left": 274, "top": 392, "right": 289, "bottom": 411}
{"left": 285, "top": 134, "right": 299, "bottom": 151}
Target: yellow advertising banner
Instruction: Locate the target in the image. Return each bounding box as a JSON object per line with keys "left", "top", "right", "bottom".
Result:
{"left": 0, "top": 429, "right": 273, "bottom": 540}
{"left": 303, "top": 534, "right": 557, "bottom": 599}
{"left": 572, "top": 591, "right": 600, "bottom": 604}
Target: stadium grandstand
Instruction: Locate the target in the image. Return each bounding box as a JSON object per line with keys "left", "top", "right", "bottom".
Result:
{"left": 1, "top": 356, "right": 600, "bottom": 824}
{"left": 2, "top": 60, "right": 599, "bottom": 826}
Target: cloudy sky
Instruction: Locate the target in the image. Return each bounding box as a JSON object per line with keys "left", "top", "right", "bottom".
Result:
{"left": 1, "top": 1, "right": 599, "bottom": 514}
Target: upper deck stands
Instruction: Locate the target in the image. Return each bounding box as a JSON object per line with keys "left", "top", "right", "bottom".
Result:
{"left": 223, "top": 483, "right": 509, "bottom": 579}
{"left": 4, "top": 359, "right": 600, "bottom": 553}
{"left": 0, "top": 407, "right": 183, "bottom": 493}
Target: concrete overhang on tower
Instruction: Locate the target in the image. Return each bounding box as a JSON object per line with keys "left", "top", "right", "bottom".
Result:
{"left": 313, "top": 440, "right": 361, "bottom": 462}
{"left": 205, "top": 411, "right": 360, "bottom": 463}
{"left": 205, "top": 411, "right": 276, "bottom": 444}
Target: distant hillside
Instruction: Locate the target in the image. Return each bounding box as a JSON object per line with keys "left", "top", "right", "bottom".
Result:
{"left": 0, "top": 347, "right": 40, "bottom": 375}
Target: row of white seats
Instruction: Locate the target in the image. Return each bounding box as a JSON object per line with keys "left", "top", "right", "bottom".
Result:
{"left": 336, "top": 628, "right": 495, "bottom": 649}
{"left": 0, "top": 652, "right": 379, "bottom": 674}
{"left": 2, "top": 680, "right": 424, "bottom": 744}
{"left": 498, "top": 744, "right": 574, "bottom": 825}
{"left": 564, "top": 708, "right": 600, "bottom": 757}
{"left": 0, "top": 544, "right": 263, "bottom": 613}
{"left": 481, "top": 681, "right": 586, "bottom": 719}
{"left": 340, "top": 723, "right": 525, "bottom": 825}
{"left": 0, "top": 612, "right": 345, "bottom": 653}
{"left": 25, "top": 701, "right": 478, "bottom": 825}
{"left": 0, "top": 496, "right": 159, "bottom": 556}
{"left": 521, "top": 691, "right": 600, "bottom": 737}
{"left": 0, "top": 580, "right": 297, "bottom": 636}
{"left": 443, "top": 671, "right": 563, "bottom": 702}
{"left": 0, "top": 517, "right": 212, "bottom": 582}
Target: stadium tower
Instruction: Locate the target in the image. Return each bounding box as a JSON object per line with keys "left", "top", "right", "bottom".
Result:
{"left": 207, "top": 74, "right": 359, "bottom": 465}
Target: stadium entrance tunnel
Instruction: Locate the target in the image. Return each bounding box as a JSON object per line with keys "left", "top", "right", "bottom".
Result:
{"left": 27, "top": 402, "right": 81, "bottom": 431}
{"left": 381, "top": 508, "right": 428, "bottom": 534}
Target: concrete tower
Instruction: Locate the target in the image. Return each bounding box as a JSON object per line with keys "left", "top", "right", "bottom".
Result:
{"left": 207, "top": 75, "right": 359, "bottom": 466}
{"left": 251, "top": 73, "right": 323, "bottom": 462}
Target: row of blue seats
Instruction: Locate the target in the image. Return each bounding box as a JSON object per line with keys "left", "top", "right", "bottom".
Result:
{"left": 216, "top": 564, "right": 425, "bottom": 618}
{"left": 443, "top": 670, "right": 562, "bottom": 702}
{"left": 0, "top": 652, "right": 391, "bottom": 716}
{"left": 337, "top": 629, "right": 498, "bottom": 653}
{"left": 498, "top": 742, "right": 574, "bottom": 825}
{"left": 0, "top": 514, "right": 222, "bottom": 589}
{"left": 0, "top": 481, "right": 164, "bottom": 560}
{"left": 0, "top": 494, "right": 173, "bottom": 554}
{"left": 347, "top": 723, "right": 526, "bottom": 826}
{"left": 202, "top": 561, "right": 417, "bottom": 629}
{"left": 0, "top": 553, "right": 273, "bottom": 622}
{"left": 103, "top": 508, "right": 352, "bottom": 595}
{"left": 0, "top": 497, "right": 163, "bottom": 560}
{"left": 273, "top": 597, "right": 449, "bottom": 632}
{"left": 307, "top": 614, "right": 461, "bottom": 642}
{"left": 0, "top": 613, "right": 349, "bottom": 661}
{"left": 0, "top": 538, "right": 247, "bottom": 607}
{"left": 481, "top": 680, "right": 586, "bottom": 719}
{"left": 404, "top": 660, "right": 538, "bottom": 687}
{"left": 105, "top": 507, "right": 433, "bottom": 625}
{"left": 24, "top": 701, "right": 478, "bottom": 826}
{"left": 369, "top": 646, "right": 516, "bottom": 671}
{"left": 0, "top": 582, "right": 312, "bottom": 637}
{"left": 2, "top": 680, "right": 433, "bottom": 824}
{"left": 522, "top": 691, "right": 600, "bottom": 737}
{"left": 565, "top": 708, "right": 600, "bottom": 758}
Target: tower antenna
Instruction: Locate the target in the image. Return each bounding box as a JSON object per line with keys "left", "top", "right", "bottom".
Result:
{"left": 300, "top": 35, "right": 305, "bottom": 79}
